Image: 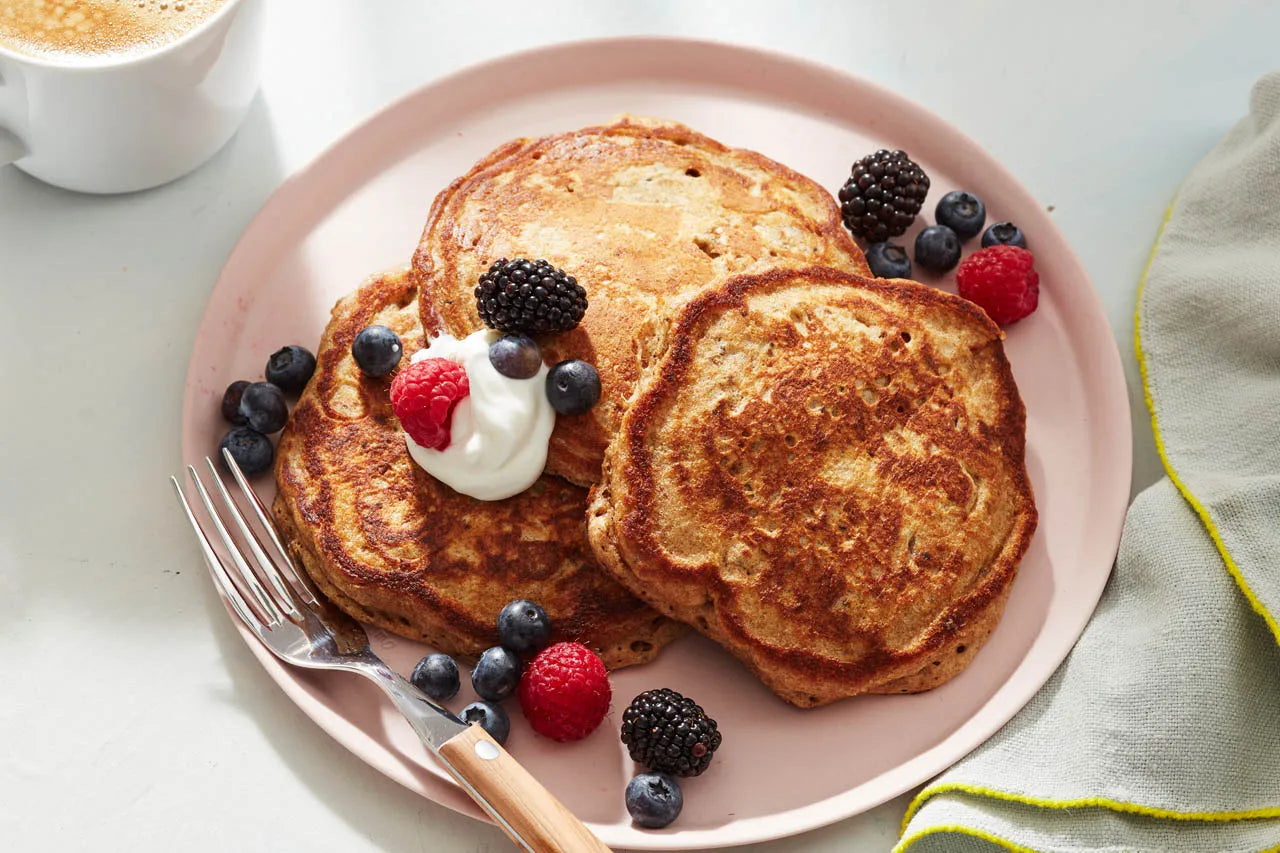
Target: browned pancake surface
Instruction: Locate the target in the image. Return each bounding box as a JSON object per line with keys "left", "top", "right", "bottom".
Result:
{"left": 589, "top": 267, "right": 1037, "bottom": 704}
{"left": 273, "top": 268, "right": 683, "bottom": 667}
{"left": 414, "top": 117, "right": 870, "bottom": 485}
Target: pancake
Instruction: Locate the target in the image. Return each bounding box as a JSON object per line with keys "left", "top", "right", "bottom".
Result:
{"left": 414, "top": 116, "right": 870, "bottom": 486}
{"left": 588, "top": 266, "right": 1037, "bottom": 705}
{"left": 273, "top": 267, "right": 684, "bottom": 668}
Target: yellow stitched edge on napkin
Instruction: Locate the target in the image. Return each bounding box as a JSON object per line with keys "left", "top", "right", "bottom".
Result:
{"left": 899, "top": 782, "right": 1280, "bottom": 835}
{"left": 1134, "top": 200, "right": 1280, "bottom": 646}
{"left": 897, "top": 203, "right": 1280, "bottom": 849}
{"left": 893, "top": 823, "right": 1032, "bottom": 853}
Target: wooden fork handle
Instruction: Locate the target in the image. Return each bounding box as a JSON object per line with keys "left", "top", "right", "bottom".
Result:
{"left": 438, "top": 725, "right": 612, "bottom": 852}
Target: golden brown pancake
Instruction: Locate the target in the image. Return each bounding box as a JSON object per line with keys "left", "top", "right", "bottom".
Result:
{"left": 273, "top": 268, "right": 684, "bottom": 667}
{"left": 414, "top": 116, "right": 870, "bottom": 486}
{"left": 588, "top": 267, "right": 1037, "bottom": 705}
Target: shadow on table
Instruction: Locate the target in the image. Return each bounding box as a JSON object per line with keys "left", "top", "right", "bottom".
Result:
{"left": 0, "top": 94, "right": 286, "bottom": 631}
{"left": 202, "top": 586, "right": 507, "bottom": 851}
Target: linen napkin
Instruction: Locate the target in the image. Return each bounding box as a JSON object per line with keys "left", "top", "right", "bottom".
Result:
{"left": 896, "top": 71, "right": 1280, "bottom": 852}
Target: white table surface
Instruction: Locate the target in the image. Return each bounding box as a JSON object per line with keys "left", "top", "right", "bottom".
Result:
{"left": 3, "top": 1, "right": 1276, "bottom": 850}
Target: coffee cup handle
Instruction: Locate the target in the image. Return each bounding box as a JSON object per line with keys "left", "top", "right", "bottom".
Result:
{"left": 0, "top": 128, "right": 24, "bottom": 166}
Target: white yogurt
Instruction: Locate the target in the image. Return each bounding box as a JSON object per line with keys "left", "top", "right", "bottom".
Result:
{"left": 403, "top": 330, "right": 554, "bottom": 501}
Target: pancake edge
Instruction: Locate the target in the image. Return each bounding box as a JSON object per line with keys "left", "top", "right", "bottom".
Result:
{"left": 587, "top": 265, "right": 1038, "bottom": 705}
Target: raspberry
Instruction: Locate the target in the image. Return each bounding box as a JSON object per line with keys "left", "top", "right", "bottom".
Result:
{"left": 390, "top": 357, "right": 470, "bottom": 450}
{"left": 956, "top": 245, "right": 1040, "bottom": 325}
{"left": 517, "top": 642, "right": 611, "bottom": 742}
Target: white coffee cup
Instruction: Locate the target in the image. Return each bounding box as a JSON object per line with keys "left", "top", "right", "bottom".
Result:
{"left": 0, "top": 0, "right": 264, "bottom": 194}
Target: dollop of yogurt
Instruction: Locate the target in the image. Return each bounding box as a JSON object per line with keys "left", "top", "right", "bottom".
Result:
{"left": 404, "top": 330, "right": 554, "bottom": 501}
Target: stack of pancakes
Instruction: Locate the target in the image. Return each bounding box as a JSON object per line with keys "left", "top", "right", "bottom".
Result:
{"left": 274, "top": 117, "right": 1036, "bottom": 706}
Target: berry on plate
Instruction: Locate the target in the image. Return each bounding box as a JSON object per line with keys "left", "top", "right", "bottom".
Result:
{"left": 497, "top": 599, "right": 552, "bottom": 656}
{"left": 625, "top": 772, "right": 683, "bottom": 829}
{"left": 410, "top": 652, "right": 460, "bottom": 702}
{"left": 913, "top": 224, "right": 962, "bottom": 275}
{"left": 265, "top": 345, "right": 317, "bottom": 393}
{"left": 837, "top": 149, "right": 930, "bottom": 242}
{"left": 471, "top": 646, "right": 522, "bottom": 702}
{"left": 620, "top": 688, "right": 722, "bottom": 777}
{"left": 488, "top": 335, "right": 543, "bottom": 380}
{"left": 982, "top": 221, "right": 1028, "bottom": 249}
{"left": 461, "top": 701, "right": 510, "bottom": 745}
{"left": 218, "top": 427, "right": 273, "bottom": 475}
{"left": 517, "top": 642, "right": 610, "bottom": 742}
{"left": 238, "top": 381, "right": 289, "bottom": 435}
{"left": 545, "top": 360, "right": 601, "bottom": 415}
{"left": 220, "top": 380, "right": 250, "bottom": 425}
{"left": 865, "top": 241, "right": 912, "bottom": 279}
{"left": 390, "top": 357, "right": 470, "bottom": 451}
{"left": 935, "top": 190, "right": 986, "bottom": 241}
{"left": 956, "top": 245, "right": 1040, "bottom": 325}
{"left": 351, "top": 325, "right": 403, "bottom": 377}
{"left": 475, "top": 258, "right": 588, "bottom": 335}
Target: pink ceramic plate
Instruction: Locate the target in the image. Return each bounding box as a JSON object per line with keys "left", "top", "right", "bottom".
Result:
{"left": 181, "top": 38, "right": 1130, "bottom": 849}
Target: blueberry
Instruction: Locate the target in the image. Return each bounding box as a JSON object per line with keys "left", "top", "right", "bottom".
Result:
{"left": 935, "top": 190, "right": 986, "bottom": 241}
{"left": 914, "top": 225, "right": 962, "bottom": 275}
{"left": 545, "top": 360, "right": 601, "bottom": 415}
{"left": 221, "top": 380, "right": 250, "bottom": 425}
{"left": 218, "top": 427, "right": 274, "bottom": 475}
{"left": 471, "top": 646, "right": 522, "bottom": 702}
{"left": 865, "top": 241, "right": 912, "bottom": 279}
{"left": 265, "top": 345, "right": 317, "bottom": 393}
{"left": 461, "top": 701, "right": 510, "bottom": 746}
{"left": 410, "top": 653, "right": 460, "bottom": 702}
{"left": 981, "top": 221, "right": 1028, "bottom": 249}
{"left": 352, "top": 325, "right": 403, "bottom": 377}
{"left": 489, "top": 335, "right": 543, "bottom": 380}
{"left": 625, "top": 772, "right": 683, "bottom": 829}
{"left": 238, "top": 382, "right": 288, "bottom": 434}
{"left": 497, "top": 600, "right": 552, "bottom": 656}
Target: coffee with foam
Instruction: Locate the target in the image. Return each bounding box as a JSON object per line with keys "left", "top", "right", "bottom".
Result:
{"left": 0, "top": 0, "right": 228, "bottom": 62}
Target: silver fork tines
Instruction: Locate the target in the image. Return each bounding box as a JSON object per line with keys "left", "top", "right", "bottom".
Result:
{"left": 201, "top": 457, "right": 301, "bottom": 619}
{"left": 219, "top": 448, "right": 320, "bottom": 606}
{"left": 173, "top": 451, "right": 427, "bottom": 676}
{"left": 169, "top": 451, "right": 332, "bottom": 654}
{"left": 170, "top": 467, "right": 259, "bottom": 629}
{"left": 182, "top": 462, "right": 286, "bottom": 625}
{"left": 171, "top": 451, "right": 542, "bottom": 852}
{"left": 171, "top": 450, "right": 380, "bottom": 673}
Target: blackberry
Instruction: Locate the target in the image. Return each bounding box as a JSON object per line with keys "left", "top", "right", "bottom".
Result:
{"left": 838, "top": 150, "right": 930, "bottom": 243}
{"left": 475, "top": 258, "right": 587, "bottom": 335}
{"left": 620, "top": 688, "right": 722, "bottom": 777}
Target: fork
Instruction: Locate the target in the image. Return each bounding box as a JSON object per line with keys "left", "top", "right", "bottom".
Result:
{"left": 171, "top": 450, "right": 610, "bottom": 853}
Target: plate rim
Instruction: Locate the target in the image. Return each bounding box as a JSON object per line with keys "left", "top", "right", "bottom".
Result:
{"left": 181, "top": 34, "right": 1133, "bottom": 849}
